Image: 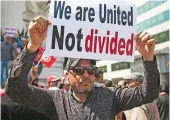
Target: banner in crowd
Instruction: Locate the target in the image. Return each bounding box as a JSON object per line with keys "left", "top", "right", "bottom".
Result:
{"left": 35, "top": 48, "right": 56, "bottom": 68}
{"left": 45, "top": 0, "right": 137, "bottom": 62}
{"left": 41, "top": 56, "right": 56, "bottom": 68}
{"left": 4, "top": 26, "right": 17, "bottom": 37}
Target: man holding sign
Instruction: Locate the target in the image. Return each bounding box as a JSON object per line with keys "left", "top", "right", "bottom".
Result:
{"left": 5, "top": 15, "right": 160, "bottom": 120}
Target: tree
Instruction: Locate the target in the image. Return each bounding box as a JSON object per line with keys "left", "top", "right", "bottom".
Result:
{"left": 22, "top": 1, "right": 50, "bottom": 28}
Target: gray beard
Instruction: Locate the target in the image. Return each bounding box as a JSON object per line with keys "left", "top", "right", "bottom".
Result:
{"left": 71, "top": 86, "right": 91, "bottom": 94}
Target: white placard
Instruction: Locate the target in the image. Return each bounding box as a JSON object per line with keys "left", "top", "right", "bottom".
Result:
{"left": 4, "top": 26, "right": 17, "bottom": 37}
{"left": 45, "top": 0, "right": 137, "bottom": 62}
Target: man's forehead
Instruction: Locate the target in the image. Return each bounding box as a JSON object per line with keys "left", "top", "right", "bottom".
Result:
{"left": 5, "top": 37, "right": 11, "bottom": 39}
{"left": 118, "top": 81, "right": 124, "bottom": 85}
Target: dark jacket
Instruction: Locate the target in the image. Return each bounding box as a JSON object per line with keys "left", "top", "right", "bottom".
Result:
{"left": 1, "top": 93, "right": 50, "bottom": 120}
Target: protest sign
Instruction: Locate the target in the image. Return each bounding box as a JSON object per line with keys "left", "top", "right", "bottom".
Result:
{"left": 45, "top": 0, "right": 136, "bottom": 62}
{"left": 4, "top": 26, "right": 17, "bottom": 37}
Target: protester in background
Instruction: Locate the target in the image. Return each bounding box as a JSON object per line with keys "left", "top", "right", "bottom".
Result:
{"left": 1, "top": 34, "right": 17, "bottom": 86}
{"left": 15, "top": 35, "right": 23, "bottom": 51}
{"left": 104, "top": 79, "right": 112, "bottom": 87}
{"left": 29, "top": 65, "right": 39, "bottom": 83}
{"left": 123, "top": 72, "right": 160, "bottom": 120}
{"left": 6, "top": 16, "right": 160, "bottom": 119}
{"left": 94, "top": 69, "right": 105, "bottom": 87}
{"left": 62, "top": 75, "right": 71, "bottom": 93}
{"left": 21, "top": 37, "right": 29, "bottom": 49}
{"left": 11, "top": 37, "right": 18, "bottom": 52}
{"left": 47, "top": 75, "right": 61, "bottom": 90}
{"left": 28, "top": 64, "right": 44, "bottom": 88}
{"left": 156, "top": 83, "right": 169, "bottom": 120}
{"left": 118, "top": 80, "right": 128, "bottom": 88}
{"left": 32, "top": 78, "right": 44, "bottom": 88}
{"left": 11, "top": 34, "right": 22, "bottom": 54}
{"left": 117, "top": 80, "right": 128, "bottom": 120}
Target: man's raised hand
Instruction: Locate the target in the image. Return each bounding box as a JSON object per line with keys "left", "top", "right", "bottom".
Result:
{"left": 27, "top": 16, "right": 51, "bottom": 53}
{"left": 135, "top": 31, "right": 155, "bottom": 61}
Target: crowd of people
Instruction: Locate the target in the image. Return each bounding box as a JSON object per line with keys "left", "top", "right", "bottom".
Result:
{"left": 1, "top": 33, "right": 28, "bottom": 85}
{"left": 0, "top": 15, "right": 169, "bottom": 120}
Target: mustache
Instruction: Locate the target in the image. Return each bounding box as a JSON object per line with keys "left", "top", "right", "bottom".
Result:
{"left": 78, "top": 77, "right": 92, "bottom": 83}
{"left": 68, "top": 71, "right": 93, "bottom": 83}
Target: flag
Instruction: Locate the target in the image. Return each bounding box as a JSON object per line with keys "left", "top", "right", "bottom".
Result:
{"left": 41, "top": 56, "right": 56, "bottom": 68}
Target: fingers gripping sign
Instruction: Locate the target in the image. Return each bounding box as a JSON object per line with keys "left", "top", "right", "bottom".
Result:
{"left": 135, "top": 31, "right": 155, "bottom": 61}
{"left": 28, "top": 16, "right": 51, "bottom": 53}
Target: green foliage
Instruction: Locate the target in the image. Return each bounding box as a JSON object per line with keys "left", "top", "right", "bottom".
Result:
{"left": 17, "top": 28, "right": 28, "bottom": 39}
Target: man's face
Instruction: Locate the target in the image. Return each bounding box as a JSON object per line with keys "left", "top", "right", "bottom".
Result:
{"left": 32, "top": 79, "right": 39, "bottom": 87}
{"left": 68, "top": 59, "right": 96, "bottom": 94}
{"left": 31, "top": 66, "right": 39, "bottom": 81}
{"left": 49, "top": 81, "right": 58, "bottom": 87}
{"left": 11, "top": 37, "right": 16, "bottom": 42}
{"left": 128, "top": 80, "right": 140, "bottom": 88}
{"left": 4, "top": 37, "right": 11, "bottom": 43}
{"left": 118, "top": 80, "right": 126, "bottom": 88}
{"left": 96, "top": 74, "right": 104, "bottom": 83}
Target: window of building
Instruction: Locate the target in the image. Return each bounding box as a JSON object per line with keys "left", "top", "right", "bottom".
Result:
{"left": 137, "top": 1, "right": 167, "bottom": 16}
{"left": 137, "top": 10, "right": 169, "bottom": 31}
{"left": 111, "top": 62, "right": 130, "bottom": 71}
{"left": 152, "top": 30, "right": 169, "bottom": 44}
{"left": 98, "top": 66, "right": 107, "bottom": 73}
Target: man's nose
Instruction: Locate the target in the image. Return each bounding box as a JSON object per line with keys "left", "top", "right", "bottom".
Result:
{"left": 82, "top": 70, "right": 90, "bottom": 78}
{"left": 34, "top": 73, "right": 38, "bottom": 78}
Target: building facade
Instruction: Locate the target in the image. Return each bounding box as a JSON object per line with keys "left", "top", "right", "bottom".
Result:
{"left": 96, "top": 1, "right": 169, "bottom": 85}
